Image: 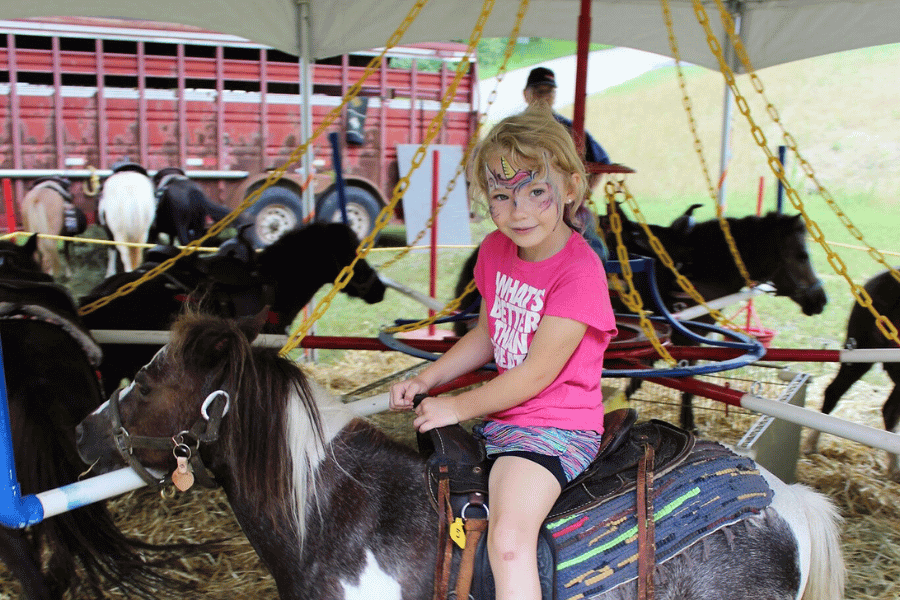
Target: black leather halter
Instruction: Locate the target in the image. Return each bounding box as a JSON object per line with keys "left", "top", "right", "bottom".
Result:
{"left": 108, "top": 388, "right": 230, "bottom": 489}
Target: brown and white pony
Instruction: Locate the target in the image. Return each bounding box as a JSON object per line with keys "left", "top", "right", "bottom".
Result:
{"left": 77, "top": 312, "right": 845, "bottom": 600}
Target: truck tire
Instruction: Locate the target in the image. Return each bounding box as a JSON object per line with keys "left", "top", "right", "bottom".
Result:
{"left": 317, "top": 186, "right": 382, "bottom": 242}
{"left": 244, "top": 186, "right": 304, "bottom": 248}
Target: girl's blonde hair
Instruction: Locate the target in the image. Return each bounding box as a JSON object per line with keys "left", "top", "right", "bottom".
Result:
{"left": 470, "top": 106, "right": 589, "bottom": 231}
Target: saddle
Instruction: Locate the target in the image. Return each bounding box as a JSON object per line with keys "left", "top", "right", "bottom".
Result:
{"left": 420, "top": 409, "right": 694, "bottom": 600}
{"left": 0, "top": 278, "right": 103, "bottom": 368}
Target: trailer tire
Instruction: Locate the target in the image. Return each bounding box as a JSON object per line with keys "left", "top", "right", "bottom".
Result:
{"left": 317, "top": 186, "right": 381, "bottom": 242}
{"left": 244, "top": 186, "right": 304, "bottom": 248}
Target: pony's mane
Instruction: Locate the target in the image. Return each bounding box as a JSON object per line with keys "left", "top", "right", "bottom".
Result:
{"left": 167, "top": 313, "right": 340, "bottom": 541}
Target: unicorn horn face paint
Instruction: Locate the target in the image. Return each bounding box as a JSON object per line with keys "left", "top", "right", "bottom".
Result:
{"left": 485, "top": 152, "right": 572, "bottom": 262}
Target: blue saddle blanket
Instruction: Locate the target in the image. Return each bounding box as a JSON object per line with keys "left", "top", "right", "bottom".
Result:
{"left": 546, "top": 440, "right": 773, "bottom": 599}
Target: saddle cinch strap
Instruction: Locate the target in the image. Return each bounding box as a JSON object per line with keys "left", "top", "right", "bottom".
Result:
{"left": 419, "top": 407, "right": 694, "bottom": 600}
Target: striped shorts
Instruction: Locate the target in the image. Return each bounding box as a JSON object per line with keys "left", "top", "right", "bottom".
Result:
{"left": 475, "top": 420, "right": 604, "bottom": 484}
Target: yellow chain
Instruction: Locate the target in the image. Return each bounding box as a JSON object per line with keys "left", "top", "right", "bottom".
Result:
{"left": 379, "top": 0, "right": 529, "bottom": 272}
{"left": 604, "top": 186, "right": 676, "bottom": 365}
{"left": 79, "top": 0, "right": 430, "bottom": 317}
{"left": 693, "top": 0, "right": 900, "bottom": 347}
{"left": 278, "top": 0, "right": 496, "bottom": 356}
{"left": 659, "top": 0, "right": 753, "bottom": 290}
{"left": 606, "top": 177, "right": 735, "bottom": 328}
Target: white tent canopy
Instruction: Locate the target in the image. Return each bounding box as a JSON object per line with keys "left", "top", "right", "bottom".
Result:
{"left": 2, "top": 0, "right": 900, "bottom": 71}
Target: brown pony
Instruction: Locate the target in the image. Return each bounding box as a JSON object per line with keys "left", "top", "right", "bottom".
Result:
{"left": 19, "top": 177, "right": 85, "bottom": 279}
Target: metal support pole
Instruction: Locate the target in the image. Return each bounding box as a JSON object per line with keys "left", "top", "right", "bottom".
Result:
{"left": 717, "top": 5, "right": 743, "bottom": 209}
{"left": 298, "top": 0, "right": 315, "bottom": 220}
{"left": 0, "top": 336, "right": 43, "bottom": 528}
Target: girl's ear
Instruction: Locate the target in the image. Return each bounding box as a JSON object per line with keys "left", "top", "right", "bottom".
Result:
{"left": 568, "top": 171, "right": 584, "bottom": 200}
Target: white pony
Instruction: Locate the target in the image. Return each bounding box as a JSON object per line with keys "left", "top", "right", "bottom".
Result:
{"left": 97, "top": 164, "right": 156, "bottom": 277}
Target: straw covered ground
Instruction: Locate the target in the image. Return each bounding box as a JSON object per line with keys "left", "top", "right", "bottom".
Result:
{"left": 0, "top": 352, "right": 897, "bottom": 599}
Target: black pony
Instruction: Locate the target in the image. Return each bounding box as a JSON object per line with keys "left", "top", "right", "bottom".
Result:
{"left": 80, "top": 221, "right": 386, "bottom": 396}
{"left": 0, "top": 235, "right": 182, "bottom": 600}
{"left": 805, "top": 268, "right": 900, "bottom": 480}
{"left": 601, "top": 203, "right": 827, "bottom": 430}
{"left": 151, "top": 166, "right": 234, "bottom": 246}
{"left": 453, "top": 205, "right": 828, "bottom": 429}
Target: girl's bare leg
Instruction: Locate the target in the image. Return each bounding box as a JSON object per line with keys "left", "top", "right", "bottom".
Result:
{"left": 487, "top": 456, "right": 562, "bottom": 600}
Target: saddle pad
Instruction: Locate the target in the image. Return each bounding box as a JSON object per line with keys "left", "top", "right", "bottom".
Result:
{"left": 546, "top": 441, "right": 773, "bottom": 599}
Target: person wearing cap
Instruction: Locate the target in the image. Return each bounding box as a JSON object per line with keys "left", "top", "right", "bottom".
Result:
{"left": 523, "top": 66, "right": 611, "bottom": 170}
{"left": 523, "top": 67, "right": 611, "bottom": 262}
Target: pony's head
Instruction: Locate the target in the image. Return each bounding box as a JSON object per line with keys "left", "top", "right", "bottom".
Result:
{"left": 76, "top": 309, "right": 339, "bottom": 539}
{"left": 760, "top": 213, "right": 827, "bottom": 316}
{"left": 0, "top": 234, "right": 52, "bottom": 282}
{"left": 258, "top": 222, "right": 386, "bottom": 310}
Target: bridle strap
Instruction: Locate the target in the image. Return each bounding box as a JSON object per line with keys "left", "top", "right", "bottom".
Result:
{"left": 108, "top": 388, "right": 231, "bottom": 488}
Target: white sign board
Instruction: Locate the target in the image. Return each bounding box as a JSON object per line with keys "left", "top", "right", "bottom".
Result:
{"left": 397, "top": 144, "right": 472, "bottom": 249}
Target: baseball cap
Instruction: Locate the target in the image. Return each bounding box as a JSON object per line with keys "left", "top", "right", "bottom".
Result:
{"left": 525, "top": 67, "right": 557, "bottom": 88}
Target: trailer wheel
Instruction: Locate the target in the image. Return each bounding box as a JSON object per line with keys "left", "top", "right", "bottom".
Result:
{"left": 244, "top": 186, "right": 304, "bottom": 248}
{"left": 317, "top": 186, "right": 381, "bottom": 241}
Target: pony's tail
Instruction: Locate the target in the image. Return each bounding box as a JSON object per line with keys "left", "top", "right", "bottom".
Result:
{"left": 795, "top": 484, "right": 845, "bottom": 600}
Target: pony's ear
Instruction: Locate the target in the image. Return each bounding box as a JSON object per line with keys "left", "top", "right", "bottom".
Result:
{"left": 237, "top": 306, "right": 269, "bottom": 343}
{"left": 23, "top": 234, "right": 39, "bottom": 256}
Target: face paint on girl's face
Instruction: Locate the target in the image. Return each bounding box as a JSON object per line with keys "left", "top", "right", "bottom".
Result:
{"left": 485, "top": 155, "right": 559, "bottom": 217}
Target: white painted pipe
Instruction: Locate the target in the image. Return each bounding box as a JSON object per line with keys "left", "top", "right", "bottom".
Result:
{"left": 838, "top": 348, "right": 900, "bottom": 362}
{"left": 671, "top": 285, "right": 771, "bottom": 321}
{"left": 378, "top": 275, "right": 446, "bottom": 312}
{"left": 740, "top": 393, "right": 900, "bottom": 454}
{"left": 36, "top": 467, "right": 163, "bottom": 519}
{"left": 91, "top": 330, "right": 289, "bottom": 348}
{"left": 345, "top": 392, "right": 391, "bottom": 416}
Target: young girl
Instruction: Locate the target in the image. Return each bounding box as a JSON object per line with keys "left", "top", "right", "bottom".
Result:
{"left": 390, "top": 108, "right": 616, "bottom": 600}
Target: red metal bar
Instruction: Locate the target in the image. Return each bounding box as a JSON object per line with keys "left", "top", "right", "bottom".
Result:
{"left": 380, "top": 59, "right": 388, "bottom": 192}
{"left": 3, "top": 179, "right": 15, "bottom": 233}
{"left": 409, "top": 59, "right": 418, "bottom": 144}
{"left": 52, "top": 37, "right": 64, "bottom": 170}
{"left": 137, "top": 41, "right": 148, "bottom": 166}
{"left": 95, "top": 39, "right": 108, "bottom": 170}
{"left": 298, "top": 335, "right": 455, "bottom": 352}
{"left": 429, "top": 149, "right": 440, "bottom": 336}
{"left": 654, "top": 346, "right": 842, "bottom": 363}
{"left": 572, "top": 0, "right": 591, "bottom": 158}
{"left": 7, "top": 35, "right": 21, "bottom": 173}
{"left": 216, "top": 46, "right": 225, "bottom": 170}
{"left": 643, "top": 376, "right": 746, "bottom": 407}
{"left": 757, "top": 176, "right": 765, "bottom": 215}
{"left": 7, "top": 34, "right": 24, "bottom": 206}
{"left": 177, "top": 44, "right": 187, "bottom": 168}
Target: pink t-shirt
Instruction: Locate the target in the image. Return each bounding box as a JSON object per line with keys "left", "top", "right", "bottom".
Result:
{"left": 474, "top": 229, "right": 617, "bottom": 432}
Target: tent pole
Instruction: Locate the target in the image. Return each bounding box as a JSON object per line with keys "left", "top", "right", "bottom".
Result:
{"left": 717, "top": 3, "right": 743, "bottom": 210}
{"left": 572, "top": 0, "right": 591, "bottom": 158}
{"left": 298, "top": 0, "right": 314, "bottom": 219}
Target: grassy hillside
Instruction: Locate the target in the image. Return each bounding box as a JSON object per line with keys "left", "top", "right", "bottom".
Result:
{"left": 568, "top": 43, "right": 900, "bottom": 217}
{"left": 549, "top": 44, "right": 900, "bottom": 358}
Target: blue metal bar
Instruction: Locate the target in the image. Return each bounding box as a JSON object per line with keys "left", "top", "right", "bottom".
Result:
{"left": 0, "top": 335, "right": 44, "bottom": 528}
{"left": 776, "top": 145, "right": 786, "bottom": 214}
{"left": 328, "top": 131, "right": 349, "bottom": 225}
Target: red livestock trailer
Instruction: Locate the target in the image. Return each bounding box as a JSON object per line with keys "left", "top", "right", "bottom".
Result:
{"left": 0, "top": 17, "right": 479, "bottom": 243}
